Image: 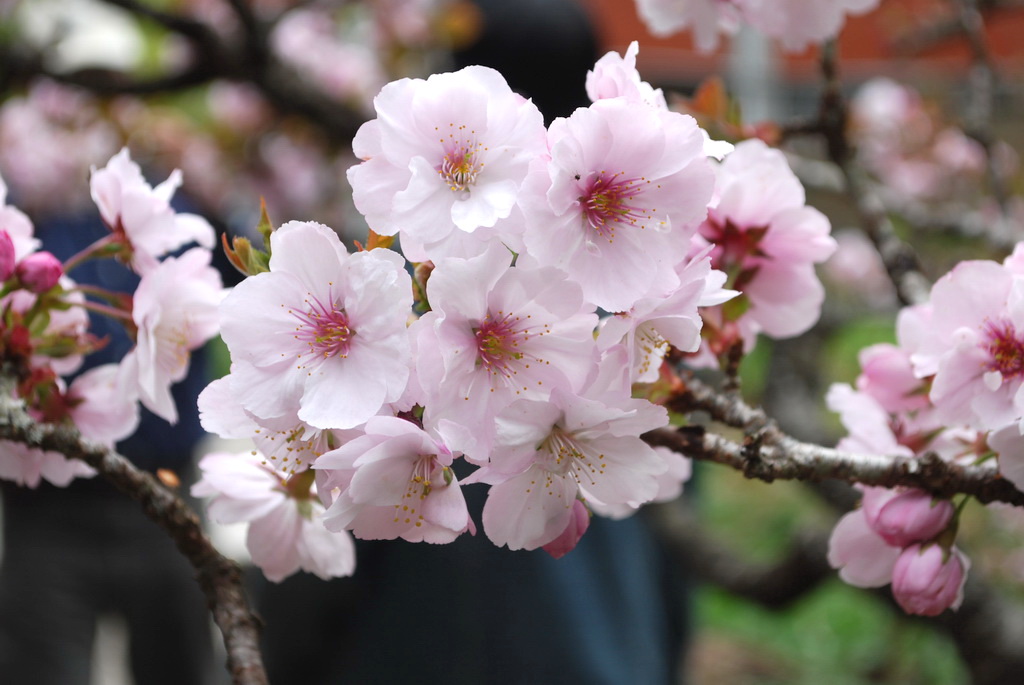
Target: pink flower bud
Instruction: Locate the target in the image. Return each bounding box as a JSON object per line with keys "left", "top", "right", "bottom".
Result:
{"left": 866, "top": 490, "right": 954, "bottom": 548}
{"left": 16, "top": 251, "right": 63, "bottom": 293}
{"left": 542, "top": 499, "right": 590, "bottom": 560}
{"left": 0, "top": 231, "right": 15, "bottom": 281}
{"left": 891, "top": 543, "right": 968, "bottom": 616}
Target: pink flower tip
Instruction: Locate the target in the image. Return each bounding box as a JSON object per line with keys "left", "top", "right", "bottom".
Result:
{"left": 0, "top": 231, "right": 15, "bottom": 281}
{"left": 891, "top": 543, "right": 967, "bottom": 617}
{"left": 16, "top": 252, "right": 63, "bottom": 293}
{"left": 542, "top": 499, "right": 591, "bottom": 560}
{"left": 866, "top": 490, "right": 955, "bottom": 548}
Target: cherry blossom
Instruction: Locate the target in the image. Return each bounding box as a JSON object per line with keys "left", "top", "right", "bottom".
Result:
{"left": 198, "top": 375, "right": 355, "bottom": 477}
{"left": 902, "top": 258, "right": 1024, "bottom": 432}
{"left": 219, "top": 221, "right": 412, "bottom": 430}
{"left": 0, "top": 440, "right": 96, "bottom": 488}
{"left": 598, "top": 249, "right": 733, "bottom": 384}
{"left": 891, "top": 543, "right": 969, "bottom": 616}
{"left": 828, "top": 507, "right": 902, "bottom": 587}
{"left": 634, "top": 0, "right": 744, "bottom": 53}
{"left": 474, "top": 387, "right": 668, "bottom": 552}
{"left": 347, "top": 65, "right": 547, "bottom": 262}
{"left": 696, "top": 138, "right": 836, "bottom": 343}
{"left": 745, "top": 0, "right": 879, "bottom": 52}
{"left": 522, "top": 97, "right": 714, "bottom": 312}
{"left": 68, "top": 363, "right": 140, "bottom": 447}
{"left": 192, "top": 450, "right": 355, "bottom": 582}
{"left": 15, "top": 251, "right": 62, "bottom": 293}
{"left": 0, "top": 172, "right": 39, "bottom": 259}
{"left": 585, "top": 40, "right": 667, "bottom": 109}
{"left": 120, "top": 247, "right": 224, "bottom": 424}
{"left": 410, "top": 245, "right": 598, "bottom": 461}
{"left": 89, "top": 147, "right": 216, "bottom": 272}
{"left": 315, "top": 416, "right": 473, "bottom": 544}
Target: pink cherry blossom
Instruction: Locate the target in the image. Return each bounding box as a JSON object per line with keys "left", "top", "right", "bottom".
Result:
{"left": 522, "top": 97, "right": 714, "bottom": 312}
{"left": 634, "top": 0, "right": 744, "bottom": 53}
{"left": 89, "top": 147, "right": 216, "bottom": 272}
{"left": 15, "top": 251, "right": 62, "bottom": 293}
{"left": 826, "top": 381, "right": 969, "bottom": 466}
{"left": 474, "top": 387, "right": 668, "bottom": 551}
{"left": 315, "top": 416, "right": 473, "bottom": 544}
{"left": 192, "top": 450, "right": 355, "bottom": 582}
{"left": 220, "top": 221, "right": 412, "bottom": 431}
{"left": 598, "top": 249, "right": 734, "bottom": 384}
{"left": 68, "top": 363, "right": 140, "bottom": 447}
{"left": 987, "top": 423, "right": 1024, "bottom": 493}
{"left": 271, "top": 7, "right": 386, "bottom": 110}
{"left": 745, "top": 0, "right": 879, "bottom": 53}
{"left": 542, "top": 499, "right": 590, "bottom": 559}
{"left": 347, "top": 65, "right": 547, "bottom": 262}
{"left": 697, "top": 138, "right": 836, "bottom": 340}
{"left": 891, "top": 543, "right": 969, "bottom": 616}
{"left": 0, "top": 173, "right": 39, "bottom": 260}
{"left": 198, "top": 375, "right": 356, "bottom": 477}
{"left": 823, "top": 229, "right": 896, "bottom": 309}
{"left": 862, "top": 488, "right": 954, "bottom": 548}
{"left": 0, "top": 230, "right": 15, "bottom": 281}
{"left": 120, "top": 247, "right": 224, "bottom": 423}
{"left": 410, "top": 245, "right": 598, "bottom": 461}
{"left": 903, "top": 258, "right": 1024, "bottom": 431}
{"left": 0, "top": 440, "right": 95, "bottom": 488}
{"left": 586, "top": 41, "right": 667, "bottom": 109}
{"left": 588, "top": 444, "right": 693, "bottom": 520}
{"left": 854, "top": 343, "right": 929, "bottom": 415}
{"left": 827, "top": 508, "right": 900, "bottom": 587}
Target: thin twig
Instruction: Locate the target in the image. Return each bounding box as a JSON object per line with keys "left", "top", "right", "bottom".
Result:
{"left": 816, "top": 41, "right": 933, "bottom": 306}
{"left": 956, "top": 0, "right": 1020, "bottom": 247}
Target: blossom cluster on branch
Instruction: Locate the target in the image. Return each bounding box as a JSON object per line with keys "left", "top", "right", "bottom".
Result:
{"left": 2, "top": 7, "right": 1024, "bottom": 672}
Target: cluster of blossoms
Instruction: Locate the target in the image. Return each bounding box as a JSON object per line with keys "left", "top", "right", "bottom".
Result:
{"left": 0, "top": 148, "right": 223, "bottom": 486}
{"left": 634, "top": 0, "right": 879, "bottom": 53}
{"left": 191, "top": 42, "right": 837, "bottom": 581}
{"left": 850, "top": 77, "right": 1013, "bottom": 206}
{"left": 827, "top": 246, "right": 1024, "bottom": 615}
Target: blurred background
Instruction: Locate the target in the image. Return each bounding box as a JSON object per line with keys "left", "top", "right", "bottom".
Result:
{"left": 2, "top": 1, "right": 1024, "bottom": 683}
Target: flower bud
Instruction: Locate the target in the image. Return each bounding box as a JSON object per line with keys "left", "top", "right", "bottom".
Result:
{"left": 867, "top": 490, "right": 954, "bottom": 548}
{"left": 891, "top": 543, "right": 968, "bottom": 616}
{"left": 0, "top": 231, "right": 15, "bottom": 280}
{"left": 16, "top": 252, "right": 63, "bottom": 293}
{"left": 542, "top": 499, "right": 590, "bottom": 560}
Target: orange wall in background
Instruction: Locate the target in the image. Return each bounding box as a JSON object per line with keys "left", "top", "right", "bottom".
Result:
{"left": 579, "top": 0, "right": 1024, "bottom": 84}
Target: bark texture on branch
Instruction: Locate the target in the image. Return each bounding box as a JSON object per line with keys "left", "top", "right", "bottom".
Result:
{"left": 0, "top": 371, "right": 268, "bottom": 685}
{"left": 652, "top": 373, "right": 1024, "bottom": 508}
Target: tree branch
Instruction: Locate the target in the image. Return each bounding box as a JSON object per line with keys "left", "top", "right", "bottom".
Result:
{"left": 646, "top": 425, "right": 1024, "bottom": 507}
{"left": 956, "top": 0, "right": 1020, "bottom": 247}
{"left": 0, "top": 369, "right": 268, "bottom": 685}
{"left": 651, "top": 374, "right": 1024, "bottom": 507}
{"left": 3, "top": 0, "right": 366, "bottom": 146}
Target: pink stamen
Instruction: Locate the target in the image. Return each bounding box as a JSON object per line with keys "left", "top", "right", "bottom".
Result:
{"left": 983, "top": 319, "right": 1024, "bottom": 378}
{"left": 579, "top": 171, "right": 652, "bottom": 239}
{"left": 292, "top": 293, "right": 353, "bottom": 363}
